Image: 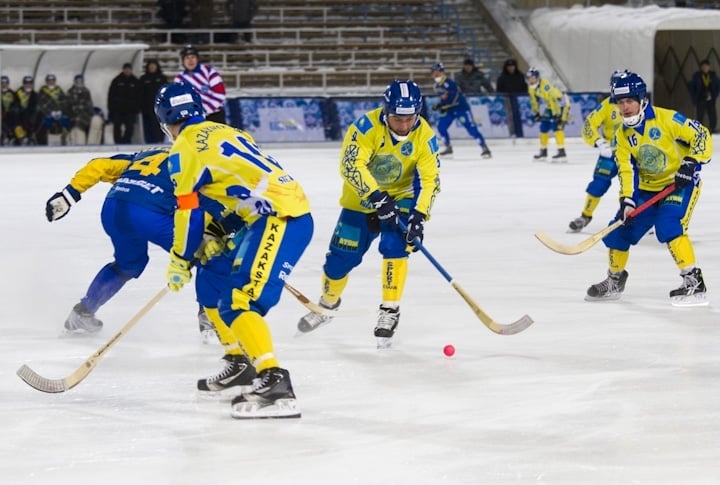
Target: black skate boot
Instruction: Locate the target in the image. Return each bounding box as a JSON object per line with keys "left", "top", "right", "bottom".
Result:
{"left": 439, "top": 145, "right": 453, "bottom": 156}
{"left": 670, "top": 267, "right": 708, "bottom": 307}
{"left": 197, "top": 354, "right": 257, "bottom": 397}
{"left": 63, "top": 302, "right": 103, "bottom": 334}
{"left": 532, "top": 148, "right": 548, "bottom": 161}
{"left": 296, "top": 298, "right": 341, "bottom": 334}
{"left": 551, "top": 148, "right": 567, "bottom": 163}
{"left": 231, "top": 367, "right": 301, "bottom": 419}
{"left": 374, "top": 305, "right": 400, "bottom": 349}
{"left": 480, "top": 144, "right": 492, "bottom": 159}
{"left": 585, "top": 270, "right": 628, "bottom": 301}
{"left": 568, "top": 215, "right": 592, "bottom": 233}
{"left": 197, "top": 308, "right": 218, "bottom": 344}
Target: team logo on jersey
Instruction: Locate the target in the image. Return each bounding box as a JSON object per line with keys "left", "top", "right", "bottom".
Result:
{"left": 637, "top": 144, "right": 666, "bottom": 174}
{"left": 400, "top": 141, "right": 413, "bottom": 156}
{"left": 648, "top": 127, "right": 661, "bottom": 140}
{"left": 368, "top": 155, "right": 402, "bottom": 184}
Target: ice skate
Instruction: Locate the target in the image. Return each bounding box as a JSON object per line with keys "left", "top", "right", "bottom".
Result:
{"left": 296, "top": 298, "right": 340, "bottom": 334}
{"left": 585, "top": 270, "right": 628, "bottom": 301}
{"left": 63, "top": 302, "right": 103, "bottom": 334}
{"left": 374, "top": 305, "right": 400, "bottom": 349}
{"left": 480, "top": 144, "right": 492, "bottom": 159}
{"left": 198, "top": 308, "right": 218, "bottom": 344}
{"left": 551, "top": 148, "right": 567, "bottom": 163}
{"left": 230, "top": 367, "right": 301, "bottom": 419}
{"left": 532, "top": 148, "right": 548, "bottom": 162}
{"left": 670, "top": 267, "right": 708, "bottom": 307}
{"left": 568, "top": 215, "right": 592, "bottom": 233}
{"left": 439, "top": 145, "right": 453, "bottom": 156}
{"left": 197, "top": 354, "right": 257, "bottom": 398}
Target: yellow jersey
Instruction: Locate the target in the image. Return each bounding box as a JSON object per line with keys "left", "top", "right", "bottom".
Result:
{"left": 581, "top": 96, "right": 622, "bottom": 148}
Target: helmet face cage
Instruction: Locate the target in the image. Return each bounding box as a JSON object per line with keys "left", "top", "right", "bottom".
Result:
{"left": 383, "top": 80, "right": 423, "bottom": 117}
{"left": 154, "top": 83, "right": 204, "bottom": 127}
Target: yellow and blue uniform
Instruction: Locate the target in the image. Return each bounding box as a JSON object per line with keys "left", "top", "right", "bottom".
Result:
{"left": 528, "top": 78, "right": 568, "bottom": 148}
{"left": 61, "top": 149, "right": 176, "bottom": 315}
{"left": 168, "top": 117, "right": 313, "bottom": 371}
{"left": 605, "top": 105, "right": 712, "bottom": 272}
{"left": 319, "top": 107, "right": 440, "bottom": 306}
{"left": 578, "top": 96, "right": 622, "bottom": 216}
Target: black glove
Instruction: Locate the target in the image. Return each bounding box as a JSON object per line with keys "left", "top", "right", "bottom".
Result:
{"left": 45, "top": 185, "right": 81, "bottom": 222}
{"left": 367, "top": 190, "right": 399, "bottom": 226}
{"left": 555, "top": 116, "right": 566, "bottom": 130}
{"left": 405, "top": 210, "right": 426, "bottom": 249}
{"left": 532, "top": 112, "right": 541, "bottom": 122}
{"left": 675, "top": 156, "right": 697, "bottom": 188}
{"left": 616, "top": 196, "right": 636, "bottom": 222}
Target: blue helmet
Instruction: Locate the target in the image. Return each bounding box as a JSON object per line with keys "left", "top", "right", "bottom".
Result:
{"left": 611, "top": 72, "right": 647, "bottom": 102}
{"left": 383, "top": 80, "right": 423, "bottom": 117}
{"left": 154, "top": 82, "right": 203, "bottom": 125}
{"left": 526, "top": 67, "right": 540, "bottom": 80}
{"left": 430, "top": 62, "right": 444, "bottom": 73}
{"left": 609, "top": 69, "right": 629, "bottom": 87}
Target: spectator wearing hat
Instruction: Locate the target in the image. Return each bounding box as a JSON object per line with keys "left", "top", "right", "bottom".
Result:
{"left": 174, "top": 44, "right": 227, "bottom": 123}
{"left": 1, "top": 75, "right": 21, "bottom": 145}
{"left": 139, "top": 59, "right": 168, "bottom": 143}
{"left": 66, "top": 74, "right": 96, "bottom": 145}
{"left": 455, "top": 58, "right": 494, "bottom": 96}
{"left": 38, "top": 73, "right": 71, "bottom": 145}
{"left": 107, "top": 63, "right": 141, "bottom": 144}
{"left": 15, "top": 76, "right": 42, "bottom": 145}
{"left": 496, "top": 58, "right": 528, "bottom": 137}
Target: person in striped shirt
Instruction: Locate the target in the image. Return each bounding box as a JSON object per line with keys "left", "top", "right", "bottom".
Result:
{"left": 174, "top": 44, "right": 227, "bottom": 123}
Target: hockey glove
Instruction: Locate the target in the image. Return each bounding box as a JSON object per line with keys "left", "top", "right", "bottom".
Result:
{"left": 197, "top": 234, "right": 225, "bottom": 265}
{"left": 617, "top": 197, "right": 636, "bottom": 222}
{"left": 404, "top": 210, "right": 426, "bottom": 250}
{"left": 45, "top": 185, "right": 81, "bottom": 222}
{"left": 167, "top": 252, "right": 192, "bottom": 291}
{"left": 595, "top": 139, "right": 613, "bottom": 159}
{"left": 368, "top": 190, "right": 399, "bottom": 226}
{"left": 675, "top": 157, "right": 697, "bottom": 188}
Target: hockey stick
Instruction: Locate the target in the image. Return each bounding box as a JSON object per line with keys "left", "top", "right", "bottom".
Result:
{"left": 400, "top": 222, "right": 533, "bottom": 335}
{"left": 534, "top": 184, "right": 676, "bottom": 256}
{"left": 16, "top": 287, "right": 169, "bottom": 393}
{"left": 283, "top": 281, "right": 349, "bottom": 317}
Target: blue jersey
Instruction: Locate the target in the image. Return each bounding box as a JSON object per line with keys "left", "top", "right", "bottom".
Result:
{"left": 106, "top": 148, "right": 176, "bottom": 215}
{"left": 433, "top": 74, "right": 470, "bottom": 112}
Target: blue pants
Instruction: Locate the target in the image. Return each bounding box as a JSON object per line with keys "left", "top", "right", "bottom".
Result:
{"left": 324, "top": 208, "right": 412, "bottom": 280}
{"left": 217, "top": 213, "right": 314, "bottom": 324}
{"left": 603, "top": 183, "right": 700, "bottom": 250}
{"left": 586, "top": 155, "right": 618, "bottom": 198}
{"left": 436, "top": 107, "right": 486, "bottom": 146}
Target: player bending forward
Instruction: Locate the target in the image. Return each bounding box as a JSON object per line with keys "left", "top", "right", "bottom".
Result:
{"left": 585, "top": 72, "right": 711, "bottom": 306}
{"left": 296, "top": 80, "right": 441, "bottom": 348}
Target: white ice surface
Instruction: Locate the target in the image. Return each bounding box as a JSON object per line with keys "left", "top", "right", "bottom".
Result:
{"left": 1, "top": 138, "right": 719, "bottom": 484}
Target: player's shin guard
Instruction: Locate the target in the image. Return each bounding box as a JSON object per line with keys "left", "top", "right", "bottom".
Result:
{"left": 321, "top": 273, "right": 349, "bottom": 306}
{"left": 229, "top": 311, "right": 279, "bottom": 371}
{"left": 381, "top": 257, "right": 408, "bottom": 304}
{"left": 668, "top": 234, "right": 696, "bottom": 270}
{"left": 203, "top": 306, "right": 242, "bottom": 350}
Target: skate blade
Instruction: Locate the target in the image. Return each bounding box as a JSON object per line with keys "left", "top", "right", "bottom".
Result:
{"left": 196, "top": 384, "right": 254, "bottom": 401}
{"left": 231, "top": 398, "right": 301, "bottom": 419}
{"left": 584, "top": 293, "right": 622, "bottom": 302}
{"left": 671, "top": 293, "right": 709, "bottom": 307}
{"left": 376, "top": 337, "right": 393, "bottom": 349}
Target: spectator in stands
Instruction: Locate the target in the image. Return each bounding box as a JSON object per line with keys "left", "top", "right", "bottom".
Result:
{"left": 157, "top": 0, "right": 188, "bottom": 43}
{"left": 140, "top": 59, "right": 168, "bottom": 143}
{"left": 38, "top": 74, "right": 71, "bottom": 146}
{"left": 226, "top": 0, "right": 259, "bottom": 43}
{"left": 1, "top": 75, "right": 21, "bottom": 145}
{"left": 175, "top": 44, "right": 227, "bottom": 123}
{"left": 108, "top": 63, "right": 142, "bottom": 144}
{"left": 455, "top": 58, "right": 494, "bottom": 95}
{"left": 15, "top": 76, "right": 42, "bottom": 145}
{"left": 689, "top": 59, "right": 720, "bottom": 133}
{"left": 496, "top": 58, "right": 528, "bottom": 137}
{"left": 66, "top": 74, "right": 96, "bottom": 145}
